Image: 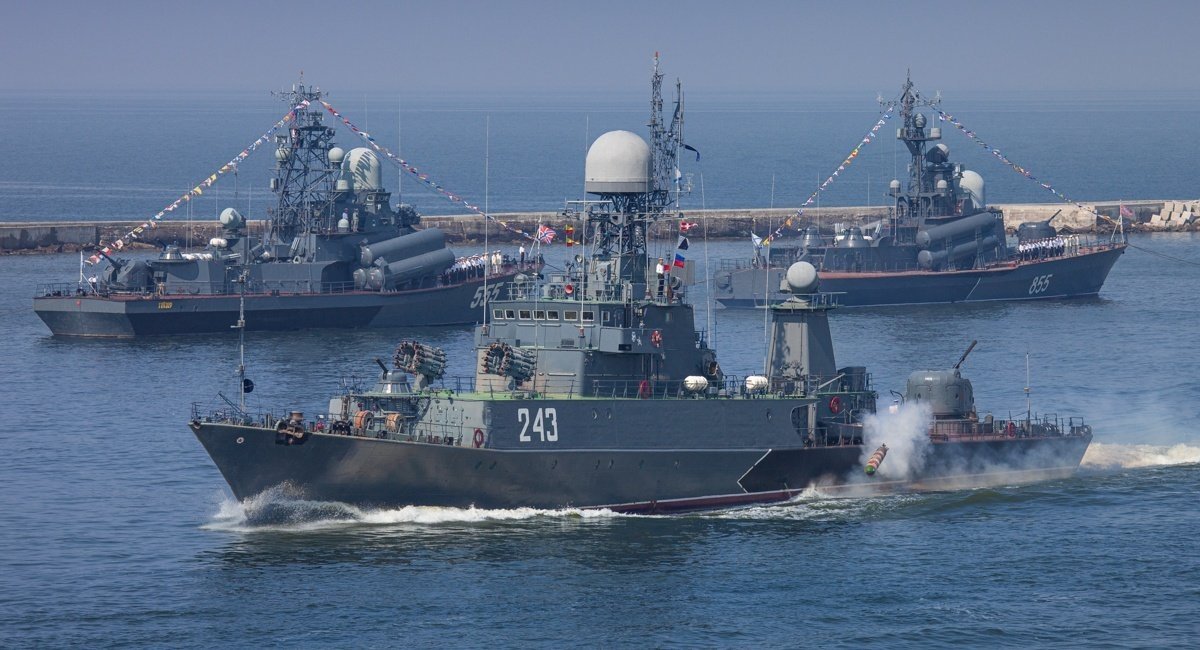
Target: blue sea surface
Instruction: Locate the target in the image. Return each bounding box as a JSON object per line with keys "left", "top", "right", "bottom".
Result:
{"left": 2, "top": 231, "right": 1200, "bottom": 646}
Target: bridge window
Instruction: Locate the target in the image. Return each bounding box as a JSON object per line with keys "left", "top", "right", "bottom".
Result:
{"left": 547, "top": 310, "right": 560, "bottom": 320}
{"left": 565, "top": 310, "right": 578, "bottom": 320}
{"left": 504, "top": 309, "right": 516, "bottom": 319}
{"left": 492, "top": 309, "right": 505, "bottom": 320}
{"left": 534, "top": 310, "right": 546, "bottom": 320}
{"left": 519, "top": 310, "right": 532, "bottom": 320}
{"left": 582, "top": 311, "right": 595, "bottom": 322}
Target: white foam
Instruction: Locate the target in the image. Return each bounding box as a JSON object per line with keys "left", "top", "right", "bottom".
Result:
{"left": 1081, "top": 442, "right": 1200, "bottom": 470}
{"left": 203, "top": 487, "right": 619, "bottom": 533}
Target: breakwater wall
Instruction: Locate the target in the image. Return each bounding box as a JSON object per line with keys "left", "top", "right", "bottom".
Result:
{"left": 0, "top": 199, "right": 1183, "bottom": 253}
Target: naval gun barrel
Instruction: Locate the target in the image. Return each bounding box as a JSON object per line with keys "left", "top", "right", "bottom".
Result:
{"left": 954, "top": 340, "right": 978, "bottom": 370}
{"left": 865, "top": 444, "right": 889, "bottom": 475}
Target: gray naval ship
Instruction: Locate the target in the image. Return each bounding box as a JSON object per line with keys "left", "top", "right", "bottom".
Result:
{"left": 713, "top": 75, "right": 1126, "bottom": 308}
{"left": 189, "top": 73, "right": 1094, "bottom": 513}
{"left": 33, "top": 84, "right": 533, "bottom": 337}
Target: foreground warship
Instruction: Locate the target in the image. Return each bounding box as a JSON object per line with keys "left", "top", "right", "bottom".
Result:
{"left": 34, "top": 84, "right": 531, "bottom": 337}
{"left": 713, "top": 76, "right": 1126, "bottom": 308}
{"left": 190, "top": 68, "right": 1093, "bottom": 513}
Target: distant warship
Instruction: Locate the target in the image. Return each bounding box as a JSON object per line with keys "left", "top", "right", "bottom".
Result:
{"left": 33, "top": 84, "right": 533, "bottom": 337}
{"left": 713, "top": 75, "right": 1126, "bottom": 308}
{"left": 190, "top": 62, "right": 1093, "bottom": 513}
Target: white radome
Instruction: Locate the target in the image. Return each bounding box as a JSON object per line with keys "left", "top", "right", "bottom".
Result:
{"left": 343, "top": 147, "right": 384, "bottom": 190}
{"left": 785, "top": 261, "right": 819, "bottom": 294}
{"left": 584, "top": 130, "right": 651, "bottom": 194}
{"left": 957, "top": 169, "right": 986, "bottom": 210}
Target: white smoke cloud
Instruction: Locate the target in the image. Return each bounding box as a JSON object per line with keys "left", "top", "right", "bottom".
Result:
{"left": 859, "top": 400, "right": 934, "bottom": 480}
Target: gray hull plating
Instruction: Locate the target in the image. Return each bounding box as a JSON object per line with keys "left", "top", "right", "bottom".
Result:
{"left": 192, "top": 414, "right": 1091, "bottom": 513}
{"left": 34, "top": 275, "right": 507, "bottom": 337}
{"left": 715, "top": 246, "right": 1124, "bottom": 308}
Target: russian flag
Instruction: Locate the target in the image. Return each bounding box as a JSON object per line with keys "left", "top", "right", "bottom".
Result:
{"left": 673, "top": 252, "right": 685, "bottom": 268}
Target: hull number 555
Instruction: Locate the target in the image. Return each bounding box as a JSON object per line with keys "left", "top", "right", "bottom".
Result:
{"left": 518, "top": 408, "right": 558, "bottom": 442}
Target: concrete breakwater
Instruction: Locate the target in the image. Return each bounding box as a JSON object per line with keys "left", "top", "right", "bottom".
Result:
{"left": 0, "top": 199, "right": 1181, "bottom": 254}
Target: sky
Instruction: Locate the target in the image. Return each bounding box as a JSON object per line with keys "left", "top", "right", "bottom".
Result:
{"left": 2, "top": 0, "right": 1197, "bottom": 96}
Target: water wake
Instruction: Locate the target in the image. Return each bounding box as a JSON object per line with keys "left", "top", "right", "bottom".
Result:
{"left": 204, "top": 485, "right": 619, "bottom": 533}
{"left": 1081, "top": 442, "right": 1200, "bottom": 470}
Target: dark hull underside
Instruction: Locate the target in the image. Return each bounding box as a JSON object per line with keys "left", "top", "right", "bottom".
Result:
{"left": 715, "top": 246, "right": 1125, "bottom": 308}
{"left": 192, "top": 422, "right": 1091, "bottom": 514}
{"left": 34, "top": 275, "right": 506, "bottom": 337}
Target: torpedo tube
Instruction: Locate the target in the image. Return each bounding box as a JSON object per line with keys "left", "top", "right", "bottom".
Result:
{"left": 865, "top": 444, "right": 889, "bottom": 475}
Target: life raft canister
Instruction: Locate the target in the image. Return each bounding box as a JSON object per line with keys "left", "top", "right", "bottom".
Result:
{"left": 473, "top": 428, "right": 485, "bottom": 448}
{"left": 353, "top": 410, "right": 373, "bottom": 429}
{"left": 828, "top": 396, "right": 843, "bottom": 414}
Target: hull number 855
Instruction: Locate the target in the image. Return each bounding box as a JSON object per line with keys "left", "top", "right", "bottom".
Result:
{"left": 1028, "top": 273, "right": 1053, "bottom": 295}
{"left": 518, "top": 408, "right": 558, "bottom": 442}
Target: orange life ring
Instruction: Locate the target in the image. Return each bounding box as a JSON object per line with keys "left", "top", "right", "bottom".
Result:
{"left": 638, "top": 379, "right": 652, "bottom": 399}
{"left": 564, "top": 283, "right": 574, "bottom": 295}
{"left": 650, "top": 330, "right": 663, "bottom": 347}
{"left": 473, "top": 428, "right": 484, "bottom": 448}
{"left": 828, "top": 396, "right": 842, "bottom": 414}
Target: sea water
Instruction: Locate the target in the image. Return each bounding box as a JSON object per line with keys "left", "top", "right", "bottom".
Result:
{"left": 1, "top": 90, "right": 1199, "bottom": 646}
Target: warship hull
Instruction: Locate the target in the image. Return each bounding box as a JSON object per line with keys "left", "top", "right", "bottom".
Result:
{"left": 191, "top": 410, "right": 1091, "bottom": 514}
{"left": 715, "top": 245, "right": 1125, "bottom": 309}
{"left": 34, "top": 274, "right": 510, "bottom": 337}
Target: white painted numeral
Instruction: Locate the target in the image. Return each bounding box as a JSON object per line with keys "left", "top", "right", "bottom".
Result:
{"left": 470, "top": 284, "right": 504, "bottom": 308}
{"left": 1028, "top": 274, "right": 1053, "bottom": 295}
{"left": 518, "top": 408, "right": 531, "bottom": 442}
{"left": 517, "top": 407, "right": 558, "bottom": 443}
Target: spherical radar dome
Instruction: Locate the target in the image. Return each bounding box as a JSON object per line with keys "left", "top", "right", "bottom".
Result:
{"left": 785, "top": 261, "right": 819, "bottom": 294}
{"left": 342, "top": 147, "right": 383, "bottom": 190}
{"left": 957, "top": 170, "right": 986, "bottom": 210}
{"left": 585, "top": 130, "right": 651, "bottom": 194}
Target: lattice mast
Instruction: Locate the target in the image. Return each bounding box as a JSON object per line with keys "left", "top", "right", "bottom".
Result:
{"left": 585, "top": 55, "right": 685, "bottom": 273}
{"left": 267, "top": 83, "right": 340, "bottom": 244}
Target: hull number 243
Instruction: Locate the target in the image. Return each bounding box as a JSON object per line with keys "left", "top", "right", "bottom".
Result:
{"left": 518, "top": 408, "right": 559, "bottom": 442}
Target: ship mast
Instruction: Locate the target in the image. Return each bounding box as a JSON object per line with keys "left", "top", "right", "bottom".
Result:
{"left": 267, "top": 83, "right": 340, "bottom": 246}
{"left": 582, "top": 54, "right": 684, "bottom": 282}
{"left": 889, "top": 71, "right": 948, "bottom": 225}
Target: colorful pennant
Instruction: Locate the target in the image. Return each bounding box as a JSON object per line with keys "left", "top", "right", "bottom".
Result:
{"left": 763, "top": 106, "right": 895, "bottom": 245}
{"left": 936, "top": 109, "right": 1114, "bottom": 226}
{"left": 319, "top": 99, "right": 539, "bottom": 242}
{"left": 88, "top": 101, "right": 310, "bottom": 264}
